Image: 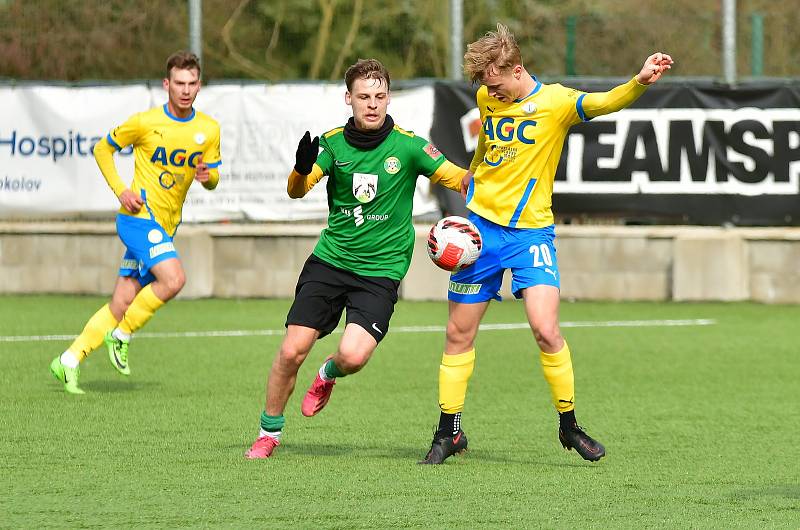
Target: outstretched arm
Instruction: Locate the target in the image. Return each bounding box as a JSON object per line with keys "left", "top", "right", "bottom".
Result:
{"left": 581, "top": 52, "right": 673, "bottom": 119}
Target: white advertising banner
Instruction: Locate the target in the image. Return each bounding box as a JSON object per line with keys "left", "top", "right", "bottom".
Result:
{"left": 0, "top": 83, "right": 439, "bottom": 220}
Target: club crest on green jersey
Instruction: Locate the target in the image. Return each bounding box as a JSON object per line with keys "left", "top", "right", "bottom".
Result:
{"left": 384, "top": 156, "right": 401, "bottom": 174}
{"left": 353, "top": 172, "right": 378, "bottom": 203}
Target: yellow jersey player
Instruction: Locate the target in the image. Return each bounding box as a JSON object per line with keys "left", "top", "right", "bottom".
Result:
{"left": 49, "top": 51, "right": 221, "bottom": 394}
{"left": 419, "top": 24, "right": 673, "bottom": 464}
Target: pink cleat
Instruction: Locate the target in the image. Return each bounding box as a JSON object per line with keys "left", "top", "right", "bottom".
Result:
{"left": 301, "top": 364, "right": 336, "bottom": 417}
{"left": 245, "top": 435, "right": 280, "bottom": 459}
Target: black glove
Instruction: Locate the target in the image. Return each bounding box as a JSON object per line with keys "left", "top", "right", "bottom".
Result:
{"left": 294, "top": 131, "right": 319, "bottom": 175}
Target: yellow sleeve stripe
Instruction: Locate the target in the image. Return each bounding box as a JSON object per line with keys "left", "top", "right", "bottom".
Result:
{"left": 324, "top": 127, "right": 344, "bottom": 139}
{"left": 393, "top": 125, "right": 415, "bottom": 137}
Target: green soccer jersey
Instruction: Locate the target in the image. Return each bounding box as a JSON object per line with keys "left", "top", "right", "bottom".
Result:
{"left": 311, "top": 125, "right": 446, "bottom": 280}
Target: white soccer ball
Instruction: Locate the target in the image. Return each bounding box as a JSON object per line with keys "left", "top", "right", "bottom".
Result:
{"left": 427, "top": 216, "right": 482, "bottom": 272}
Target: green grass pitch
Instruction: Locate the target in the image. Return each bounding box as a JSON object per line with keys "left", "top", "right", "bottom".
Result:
{"left": 2, "top": 295, "right": 799, "bottom": 528}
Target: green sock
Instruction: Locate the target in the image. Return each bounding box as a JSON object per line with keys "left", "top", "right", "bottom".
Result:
{"left": 323, "top": 358, "right": 346, "bottom": 379}
{"left": 260, "top": 411, "right": 285, "bottom": 433}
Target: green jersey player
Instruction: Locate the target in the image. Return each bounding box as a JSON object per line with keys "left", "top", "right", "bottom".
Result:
{"left": 246, "top": 59, "right": 466, "bottom": 459}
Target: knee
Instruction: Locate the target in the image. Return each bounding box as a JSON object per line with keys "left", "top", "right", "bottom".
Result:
{"left": 335, "top": 347, "right": 370, "bottom": 375}
{"left": 446, "top": 319, "right": 476, "bottom": 352}
{"left": 534, "top": 326, "right": 563, "bottom": 352}
{"left": 278, "top": 342, "right": 310, "bottom": 369}
{"left": 163, "top": 270, "right": 186, "bottom": 298}
{"left": 110, "top": 291, "right": 136, "bottom": 318}
{"left": 112, "top": 291, "right": 136, "bottom": 311}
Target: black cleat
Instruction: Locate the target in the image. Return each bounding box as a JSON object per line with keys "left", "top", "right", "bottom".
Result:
{"left": 559, "top": 423, "right": 606, "bottom": 462}
{"left": 418, "top": 429, "right": 468, "bottom": 465}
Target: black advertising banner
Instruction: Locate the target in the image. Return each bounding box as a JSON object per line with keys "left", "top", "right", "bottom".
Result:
{"left": 430, "top": 80, "right": 800, "bottom": 225}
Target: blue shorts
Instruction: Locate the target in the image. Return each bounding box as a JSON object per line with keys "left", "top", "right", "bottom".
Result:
{"left": 448, "top": 213, "right": 559, "bottom": 303}
{"left": 116, "top": 214, "right": 179, "bottom": 287}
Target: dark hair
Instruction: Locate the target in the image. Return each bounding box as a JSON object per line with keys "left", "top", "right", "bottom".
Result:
{"left": 344, "top": 59, "right": 390, "bottom": 92}
{"left": 166, "top": 51, "right": 201, "bottom": 79}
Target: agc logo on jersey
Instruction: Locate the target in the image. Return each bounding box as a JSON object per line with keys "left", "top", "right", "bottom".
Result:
{"left": 150, "top": 147, "right": 203, "bottom": 168}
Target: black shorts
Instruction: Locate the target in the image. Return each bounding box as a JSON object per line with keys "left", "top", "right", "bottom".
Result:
{"left": 285, "top": 254, "right": 400, "bottom": 343}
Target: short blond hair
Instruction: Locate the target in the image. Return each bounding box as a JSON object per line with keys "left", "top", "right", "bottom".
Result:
{"left": 463, "top": 23, "right": 522, "bottom": 82}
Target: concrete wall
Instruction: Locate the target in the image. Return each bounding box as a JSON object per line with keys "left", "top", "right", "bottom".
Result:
{"left": 2, "top": 222, "right": 799, "bottom": 303}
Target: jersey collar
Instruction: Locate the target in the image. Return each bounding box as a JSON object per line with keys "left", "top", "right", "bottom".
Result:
{"left": 162, "top": 103, "right": 196, "bottom": 122}
{"left": 514, "top": 75, "right": 542, "bottom": 103}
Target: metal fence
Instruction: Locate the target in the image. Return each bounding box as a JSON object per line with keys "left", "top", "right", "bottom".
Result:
{"left": 1, "top": 0, "right": 799, "bottom": 82}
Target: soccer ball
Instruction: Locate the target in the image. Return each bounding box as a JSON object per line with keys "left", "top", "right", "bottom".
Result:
{"left": 427, "top": 216, "right": 482, "bottom": 272}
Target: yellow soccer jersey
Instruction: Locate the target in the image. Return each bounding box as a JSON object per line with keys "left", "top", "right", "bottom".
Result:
{"left": 467, "top": 76, "right": 646, "bottom": 228}
{"left": 95, "top": 104, "right": 222, "bottom": 236}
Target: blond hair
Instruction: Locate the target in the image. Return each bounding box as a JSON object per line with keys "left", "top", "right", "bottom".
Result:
{"left": 463, "top": 23, "right": 522, "bottom": 82}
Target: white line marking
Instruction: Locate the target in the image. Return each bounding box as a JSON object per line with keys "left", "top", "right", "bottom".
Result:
{"left": 0, "top": 319, "right": 716, "bottom": 343}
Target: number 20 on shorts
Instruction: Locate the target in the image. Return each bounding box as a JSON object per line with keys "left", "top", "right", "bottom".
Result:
{"left": 529, "top": 243, "right": 553, "bottom": 267}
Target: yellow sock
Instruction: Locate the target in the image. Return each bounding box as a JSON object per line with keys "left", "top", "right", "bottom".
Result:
{"left": 67, "top": 304, "right": 119, "bottom": 362}
{"left": 438, "top": 349, "right": 475, "bottom": 414}
{"left": 119, "top": 284, "right": 165, "bottom": 334}
{"left": 540, "top": 341, "right": 575, "bottom": 413}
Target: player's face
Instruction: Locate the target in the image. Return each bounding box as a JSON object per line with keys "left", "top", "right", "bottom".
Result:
{"left": 482, "top": 65, "right": 522, "bottom": 103}
{"left": 345, "top": 77, "right": 390, "bottom": 131}
{"left": 164, "top": 67, "right": 201, "bottom": 116}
